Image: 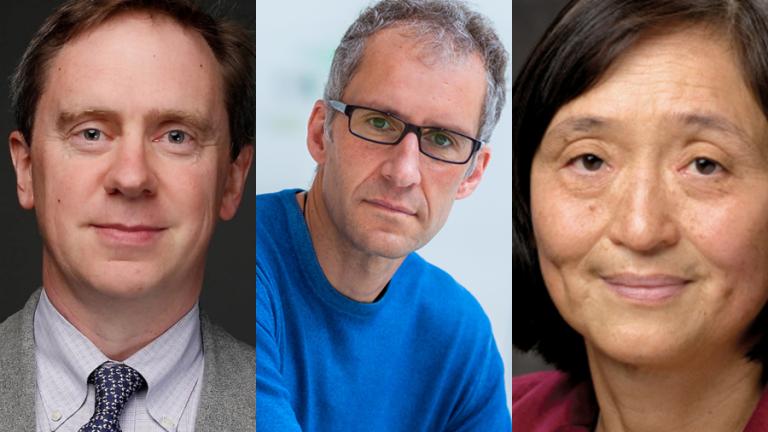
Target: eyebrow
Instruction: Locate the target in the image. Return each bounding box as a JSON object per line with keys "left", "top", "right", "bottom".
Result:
{"left": 545, "top": 112, "right": 754, "bottom": 147}
{"left": 56, "top": 108, "right": 217, "bottom": 140}
{"left": 56, "top": 109, "right": 117, "bottom": 132}
{"left": 545, "top": 116, "right": 609, "bottom": 139}
{"left": 360, "top": 103, "right": 477, "bottom": 138}
{"left": 672, "top": 112, "right": 753, "bottom": 146}
{"left": 145, "top": 109, "right": 216, "bottom": 139}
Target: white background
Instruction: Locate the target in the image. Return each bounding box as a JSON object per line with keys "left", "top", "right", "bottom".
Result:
{"left": 256, "top": 0, "right": 512, "bottom": 411}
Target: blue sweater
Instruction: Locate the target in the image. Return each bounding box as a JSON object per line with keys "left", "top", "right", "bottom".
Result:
{"left": 256, "top": 189, "right": 510, "bottom": 431}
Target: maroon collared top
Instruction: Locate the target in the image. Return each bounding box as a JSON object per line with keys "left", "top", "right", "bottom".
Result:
{"left": 512, "top": 371, "right": 768, "bottom": 431}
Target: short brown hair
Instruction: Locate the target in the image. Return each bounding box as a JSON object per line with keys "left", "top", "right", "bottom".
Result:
{"left": 10, "top": 0, "right": 254, "bottom": 159}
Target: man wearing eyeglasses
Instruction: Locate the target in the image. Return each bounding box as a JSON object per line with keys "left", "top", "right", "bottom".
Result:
{"left": 256, "top": 0, "right": 510, "bottom": 430}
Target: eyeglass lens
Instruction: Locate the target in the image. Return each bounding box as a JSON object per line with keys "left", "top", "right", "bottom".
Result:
{"left": 349, "top": 107, "right": 474, "bottom": 163}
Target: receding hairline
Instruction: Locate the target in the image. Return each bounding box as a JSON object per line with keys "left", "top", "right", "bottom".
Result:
{"left": 342, "top": 22, "right": 486, "bottom": 90}
{"left": 338, "top": 24, "right": 488, "bottom": 137}
{"left": 32, "top": 8, "right": 227, "bottom": 140}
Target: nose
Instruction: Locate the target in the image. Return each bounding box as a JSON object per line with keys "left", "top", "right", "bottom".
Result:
{"left": 380, "top": 132, "right": 422, "bottom": 188}
{"left": 103, "top": 136, "right": 158, "bottom": 198}
{"left": 607, "top": 168, "right": 679, "bottom": 253}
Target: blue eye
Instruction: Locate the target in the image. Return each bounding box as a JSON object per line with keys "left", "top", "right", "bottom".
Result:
{"left": 167, "top": 130, "right": 187, "bottom": 144}
{"left": 82, "top": 128, "right": 102, "bottom": 141}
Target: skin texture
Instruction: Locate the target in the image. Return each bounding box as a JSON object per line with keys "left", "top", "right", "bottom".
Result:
{"left": 303, "top": 26, "right": 490, "bottom": 302}
{"left": 9, "top": 12, "right": 252, "bottom": 360}
{"left": 531, "top": 27, "right": 768, "bottom": 431}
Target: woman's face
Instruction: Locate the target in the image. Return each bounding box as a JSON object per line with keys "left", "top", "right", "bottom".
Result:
{"left": 531, "top": 26, "right": 768, "bottom": 368}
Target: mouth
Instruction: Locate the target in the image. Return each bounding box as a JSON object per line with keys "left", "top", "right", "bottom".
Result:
{"left": 91, "top": 223, "right": 167, "bottom": 246}
{"left": 364, "top": 199, "right": 417, "bottom": 216}
{"left": 602, "top": 273, "right": 691, "bottom": 303}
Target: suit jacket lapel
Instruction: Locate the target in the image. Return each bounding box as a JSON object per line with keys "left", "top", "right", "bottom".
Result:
{"left": 0, "top": 291, "right": 256, "bottom": 430}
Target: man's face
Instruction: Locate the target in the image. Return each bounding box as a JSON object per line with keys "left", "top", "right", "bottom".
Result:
{"left": 10, "top": 13, "right": 250, "bottom": 299}
{"left": 308, "top": 27, "right": 489, "bottom": 260}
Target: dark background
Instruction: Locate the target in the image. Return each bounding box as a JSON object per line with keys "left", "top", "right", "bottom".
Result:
{"left": 512, "top": 0, "right": 569, "bottom": 376}
{"left": 0, "top": 0, "right": 255, "bottom": 346}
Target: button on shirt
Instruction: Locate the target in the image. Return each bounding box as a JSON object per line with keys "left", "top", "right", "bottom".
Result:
{"left": 34, "top": 290, "right": 204, "bottom": 431}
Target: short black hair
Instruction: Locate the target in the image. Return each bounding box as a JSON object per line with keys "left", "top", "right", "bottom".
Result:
{"left": 513, "top": 0, "right": 768, "bottom": 381}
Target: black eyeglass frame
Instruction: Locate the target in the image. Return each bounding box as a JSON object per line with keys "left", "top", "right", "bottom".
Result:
{"left": 327, "top": 99, "right": 484, "bottom": 165}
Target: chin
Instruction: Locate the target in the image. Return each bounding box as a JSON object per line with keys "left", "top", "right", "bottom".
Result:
{"left": 356, "top": 231, "right": 424, "bottom": 260}
{"left": 78, "top": 262, "right": 174, "bottom": 299}
{"left": 584, "top": 321, "right": 706, "bottom": 369}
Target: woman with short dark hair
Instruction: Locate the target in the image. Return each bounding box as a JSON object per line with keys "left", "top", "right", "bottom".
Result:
{"left": 513, "top": 1, "right": 768, "bottom": 430}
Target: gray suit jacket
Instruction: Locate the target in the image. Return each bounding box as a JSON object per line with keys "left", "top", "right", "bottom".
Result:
{"left": 0, "top": 290, "right": 255, "bottom": 431}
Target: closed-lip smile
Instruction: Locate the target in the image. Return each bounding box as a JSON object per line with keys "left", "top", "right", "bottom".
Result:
{"left": 92, "top": 223, "right": 167, "bottom": 245}
{"left": 602, "top": 273, "right": 691, "bottom": 302}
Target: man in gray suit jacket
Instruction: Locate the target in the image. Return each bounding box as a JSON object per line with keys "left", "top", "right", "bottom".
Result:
{"left": 1, "top": 0, "right": 254, "bottom": 430}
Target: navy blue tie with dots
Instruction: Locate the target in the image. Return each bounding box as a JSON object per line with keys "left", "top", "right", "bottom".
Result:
{"left": 78, "top": 362, "right": 146, "bottom": 432}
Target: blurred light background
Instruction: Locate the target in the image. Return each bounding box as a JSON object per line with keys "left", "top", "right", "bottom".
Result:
{"left": 256, "top": 0, "right": 512, "bottom": 411}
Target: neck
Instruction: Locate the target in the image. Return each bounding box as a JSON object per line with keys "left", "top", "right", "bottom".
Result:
{"left": 42, "top": 258, "right": 199, "bottom": 361}
{"left": 588, "top": 343, "right": 763, "bottom": 432}
{"left": 301, "top": 186, "right": 404, "bottom": 303}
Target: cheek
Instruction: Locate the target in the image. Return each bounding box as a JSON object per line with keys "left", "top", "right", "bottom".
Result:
{"left": 430, "top": 158, "right": 469, "bottom": 195}
{"left": 530, "top": 170, "right": 610, "bottom": 324}
{"left": 685, "top": 198, "right": 768, "bottom": 300}
{"left": 532, "top": 197, "right": 597, "bottom": 320}
{"left": 325, "top": 141, "right": 372, "bottom": 192}
{"left": 175, "top": 162, "right": 222, "bottom": 213}
{"left": 530, "top": 180, "right": 606, "bottom": 269}
{"left": 34, "top": 154, "right": 91, "bottom": 214}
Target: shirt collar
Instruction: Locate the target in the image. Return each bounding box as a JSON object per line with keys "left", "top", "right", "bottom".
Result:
{"left": 34, "top": 289, "right": 203, "bottom": 431}
{"left": 124, "top": 301, "right": 203, "bottom": 429}
{"left": 35, "top": 290, "right": 109, "bottom": 430}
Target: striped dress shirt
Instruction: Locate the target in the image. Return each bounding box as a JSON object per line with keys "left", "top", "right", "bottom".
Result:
{"left": 34, "top": 289, "right": 204, "bottom": 431}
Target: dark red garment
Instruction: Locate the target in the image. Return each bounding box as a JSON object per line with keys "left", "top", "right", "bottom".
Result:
{"left": 513, "top": 371, "right": 768, "bottom": 432}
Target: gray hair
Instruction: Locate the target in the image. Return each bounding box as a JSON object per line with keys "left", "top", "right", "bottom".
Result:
{"left": 323, "top": 0, "right": 508, "bottom": 143}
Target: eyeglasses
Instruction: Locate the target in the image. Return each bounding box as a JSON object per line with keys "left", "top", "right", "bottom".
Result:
{"left": 327, "top": 100, "right": 483, "bottom": 165}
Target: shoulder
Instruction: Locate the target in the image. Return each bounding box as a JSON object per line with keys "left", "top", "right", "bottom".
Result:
{"left": 398, "top": 253, "right": 489, "bottom": 328}
{"left": 512, "top": 371, "right": 596, "bottom": 431}
{"left": 256, "top": 188, "right": 297, "bottom": 206}
{"left": 746, "top": 385, "right": 768, "bottom": 430}
{"left": 0, "top": 290, "right": 38, "bottom": 367}
{"left": 256, "top": 188, "right": 302, "bottom": 266}
{"left": 0, "top": 302, "right": 29, "bottom": 353}
{"left": 196, "top": 314, "right": 255, "bottom": 429}
{"left": 256, "top": 189, "right": 300, "bottom": 227}
{"left": 0, "top": 291, "right": 38, "bottom": 424}
{"left": 398, "top": 257, "right": 511, "bottom": 429}
{"left": 200, "top": 314, "right": 254, "bottom": 377}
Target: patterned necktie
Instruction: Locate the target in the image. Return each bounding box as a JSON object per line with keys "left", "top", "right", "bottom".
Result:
{"left": 79, "top": 361, "right": 146, "bottom": 432}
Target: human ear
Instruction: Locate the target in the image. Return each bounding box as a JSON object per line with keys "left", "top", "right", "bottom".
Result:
{"left": 9, "top": 130, "right": 34, "bottom": 209}
{"left": 455, "top": 146, "right": 490, "bottom": 199}
{"left": 219, "top": 144, "right": 253, "bottom": 220}
{"left": 306, "top": 99, "right": 329, "bottom": 164}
